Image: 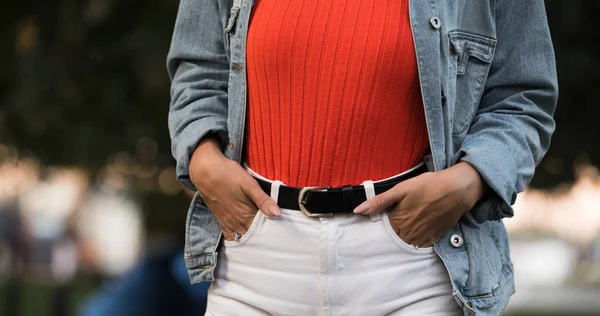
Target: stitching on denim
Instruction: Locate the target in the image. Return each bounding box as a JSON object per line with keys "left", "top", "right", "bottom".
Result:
{"left": 185, "top": 196, "right": 202, "bottom": 258}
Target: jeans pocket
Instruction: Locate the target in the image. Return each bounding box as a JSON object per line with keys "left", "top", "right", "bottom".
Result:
{"left": 222, "top": 210, "right": 266, "bottom": 248}
{"left": 381, "top": 210, "right": 435, "bottom": 255}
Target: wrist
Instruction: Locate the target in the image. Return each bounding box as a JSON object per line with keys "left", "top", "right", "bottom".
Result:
{"left": 449, "top": 162, "right": 490, "bottom": 210}
{"left": 190, "top": 135, "right": 226, "bottom": 185}
{"left": 192, "top": 134, "right": 223, "bottom": 158}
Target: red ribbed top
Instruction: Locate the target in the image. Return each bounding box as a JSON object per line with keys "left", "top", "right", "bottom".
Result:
{"left": 243, "top": 0, "right": 430, "bottom": 187}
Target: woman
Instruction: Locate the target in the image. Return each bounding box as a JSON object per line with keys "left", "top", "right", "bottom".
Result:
{"left": 167, "top": 0, "right": 558, "bottom": 314}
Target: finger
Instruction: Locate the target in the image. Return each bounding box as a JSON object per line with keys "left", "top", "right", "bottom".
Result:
{"left": 411, "top": 236, "right": 435, "bottom": 248}
{"left": 221, "top": 227, "right": 235, "bottom": 241}
{"left": 232, "top": 220, "right": 249, "bottom": 236}
{"left": 421, "top": 241, "right": 435, "bottom": 248}
{"left": 354, "top": 185, "right": 407, "bottom": 215}
{"left": 423, "top": 236, "right": 439, "bottom": 248}
{"left": 221, "top": 215, "right": 251, "bottom": 240}
{"left": 242, "top": 180, "right": 280, "bottom": 216}
{"left": 414, "top": 241, "right": 433, "bottom": 248}
{"left": 390, "top": 220, "right": 402, "bottom": 236}
{"left": 239, "top": 209, "right": 258, "bottom": 230}
{"left": 398, "top": 231, "right": 417, "bottom": 247}
{"left": 218, "top": 213, "right": 249, "bottom": 240}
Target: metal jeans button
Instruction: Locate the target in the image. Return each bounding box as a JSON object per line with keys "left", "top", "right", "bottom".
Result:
{"left": 450, "top": 233, "right": 464, "bottom": 247}
{"left": 430, "top": 16, "right": 441, "bottom": 29}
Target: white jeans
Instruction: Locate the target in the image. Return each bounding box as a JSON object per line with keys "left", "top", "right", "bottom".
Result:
{"left": 206, "top": 166, "right": 462, "bottom": 316}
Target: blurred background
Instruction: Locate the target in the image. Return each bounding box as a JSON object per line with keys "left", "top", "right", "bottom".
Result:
{"left": 0, "top": 1, "right": 599, "bottom": 315}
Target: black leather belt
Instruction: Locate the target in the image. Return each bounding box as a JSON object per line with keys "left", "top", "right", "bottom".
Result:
{"left": 253, "top": 163, "right": 428, "bottom": 217}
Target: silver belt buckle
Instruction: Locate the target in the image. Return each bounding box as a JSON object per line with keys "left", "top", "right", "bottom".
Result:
{"left": 298, "top": 186, "right": 333, "bottom": 218}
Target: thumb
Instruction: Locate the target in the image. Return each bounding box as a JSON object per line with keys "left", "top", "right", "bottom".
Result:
{"left": 244, "top": 180, "right": 281, "bottom": 216}
{"left": 353, "top": 185, "right": 406, "bottom": 215}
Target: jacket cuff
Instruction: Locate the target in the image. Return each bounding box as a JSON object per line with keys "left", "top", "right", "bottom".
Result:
{"left": 456, "top": 137, "right": 517, "bottom": 223}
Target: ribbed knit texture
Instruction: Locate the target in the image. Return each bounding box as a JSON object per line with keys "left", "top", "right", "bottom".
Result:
{"left": 243, "top": 0, "right": 430, "bottom": 187}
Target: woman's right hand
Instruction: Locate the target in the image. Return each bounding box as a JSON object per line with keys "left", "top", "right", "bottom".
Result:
{"left": 189, "top": 135, "right": 281, "bottom": 241}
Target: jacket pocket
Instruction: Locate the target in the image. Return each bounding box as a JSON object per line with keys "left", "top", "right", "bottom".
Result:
{"left": 457, "top": 211, "right": 504, "bottom": 307}
{"left": 447, "top": 31, "right": 496, "bottom": 136}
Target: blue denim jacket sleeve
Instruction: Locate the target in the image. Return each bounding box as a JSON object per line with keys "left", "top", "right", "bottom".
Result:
{"left": 457, "top": 0, "right": 558, "bottom": 222}
{"left": 167, "top": 0, "right": 230, "bottom": 191}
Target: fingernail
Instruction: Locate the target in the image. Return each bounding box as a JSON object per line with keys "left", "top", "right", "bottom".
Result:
{"left": 353, "top": 202, "right": 370, "bottom": 214}
{"left": 269, "top": 205, "right": 280, "bottom": 216}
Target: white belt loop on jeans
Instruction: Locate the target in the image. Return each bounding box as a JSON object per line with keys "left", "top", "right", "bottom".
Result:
{"left": 361, "top": 180, "right": 380, "bottom": 222}
{"left": 270, "top": 180, "right": 284, "bottom": 204}
{"left": 244, "top": 161, "right": 286, "bottom": 216}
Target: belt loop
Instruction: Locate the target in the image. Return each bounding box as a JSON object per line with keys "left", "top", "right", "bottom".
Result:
{"left": 361, "top": 180, "right": 380, "bottom": 222}
{"left": 270, "top": 180, "right": 284, "bottom": 205}
{"left": 424, "top": 155, "right": 435, "bottom": 172}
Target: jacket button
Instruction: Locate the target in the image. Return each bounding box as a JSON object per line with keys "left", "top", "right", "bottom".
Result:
{"left": 450, "top": 234, "right": 463, "bottom": 248}
{"left": 229, "top": 141, "right": 235, "bottom": 149}
{"left": 430, "top": 16, "right": 441, "bottom": 29}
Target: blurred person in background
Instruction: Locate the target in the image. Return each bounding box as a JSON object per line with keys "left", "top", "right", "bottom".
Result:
{"left": 167, "top": 0, "right": 557, "bottom": 315}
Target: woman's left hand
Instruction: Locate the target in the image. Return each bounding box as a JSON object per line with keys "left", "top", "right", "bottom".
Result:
{"left": 353, "top": 162, "right": 489, "bottom": 248}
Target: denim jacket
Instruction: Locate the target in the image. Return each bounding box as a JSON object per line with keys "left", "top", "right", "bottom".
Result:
{"left": 167, "top": 0, "right": 558, "bottom": 314}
